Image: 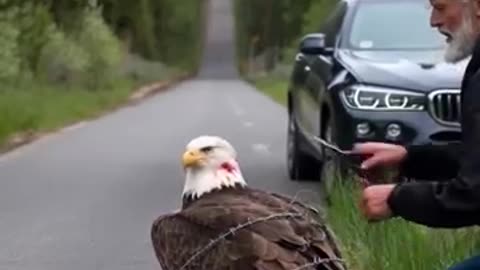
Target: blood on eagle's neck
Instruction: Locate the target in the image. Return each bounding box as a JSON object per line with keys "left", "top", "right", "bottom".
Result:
{"left": 182, "top": 161, "right": 247, "bottom": 204}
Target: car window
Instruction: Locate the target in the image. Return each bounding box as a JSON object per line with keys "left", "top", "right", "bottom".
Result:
{"left": 348, "top": 0, "right": 444, "bottom": 50}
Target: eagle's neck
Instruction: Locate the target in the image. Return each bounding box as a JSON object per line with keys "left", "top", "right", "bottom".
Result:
{"left": 182, "top": 161, "right": 247, "bottom": 203}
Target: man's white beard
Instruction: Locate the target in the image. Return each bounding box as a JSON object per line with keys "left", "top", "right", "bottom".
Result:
{"left": 443, "top": 13, "right": 477, "bottom": 63}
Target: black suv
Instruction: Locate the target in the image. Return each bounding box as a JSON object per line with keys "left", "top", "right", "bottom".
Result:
{"left": 287, "top": 0, "right": 466, "bottom": 185}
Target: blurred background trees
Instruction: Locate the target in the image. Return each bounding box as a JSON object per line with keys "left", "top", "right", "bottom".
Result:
{"left": 0, "top": 0, "right": 205, "bottom": 146}
{"left": 0, "top": 0, "right": 205, "bottom": 88}
{"left": 234, "top": 0, "right": 337, "bottom": 76}
{"left": 0, "top": 0, "right": 339, "bottom": 87}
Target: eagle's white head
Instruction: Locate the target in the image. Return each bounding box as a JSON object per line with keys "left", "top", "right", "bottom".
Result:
{"left": 181, "top": 135, "right": 247, "bottom": 200}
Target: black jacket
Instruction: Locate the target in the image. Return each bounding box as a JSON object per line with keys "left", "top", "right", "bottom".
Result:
{"left": 387, "top": 38, "right": 480, "bottom": 228}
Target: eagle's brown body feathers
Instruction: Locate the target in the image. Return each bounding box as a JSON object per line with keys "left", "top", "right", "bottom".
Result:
{"left": 151, "top": 185, "right": 346, "bottom": 270}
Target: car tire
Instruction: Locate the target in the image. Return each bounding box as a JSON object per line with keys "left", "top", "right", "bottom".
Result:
{"left": 319, "top": 117, "right": 348, "bottom": 204}
{"left": 287, "top": 113, "right": 322, "bottom": 181}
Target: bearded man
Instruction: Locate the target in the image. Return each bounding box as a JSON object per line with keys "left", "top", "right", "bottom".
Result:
{"left": 351, "top": 0, "right": 480, "bottom": 269}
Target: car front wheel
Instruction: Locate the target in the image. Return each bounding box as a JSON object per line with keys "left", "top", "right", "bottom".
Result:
{"left": 287, "top": 113, "right": 322, "bottom": 181}
{"left": 319, "top": 117, "right": 348, "bottom": 204}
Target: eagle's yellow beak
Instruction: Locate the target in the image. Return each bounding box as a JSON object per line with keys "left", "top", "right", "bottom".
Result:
{"left": 182, "top": 149, "right": 205, "bottom": 167}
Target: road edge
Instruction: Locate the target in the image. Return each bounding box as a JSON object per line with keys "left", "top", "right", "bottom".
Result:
{"left": 0, "top": 72, "right": 192, "bottom": 156}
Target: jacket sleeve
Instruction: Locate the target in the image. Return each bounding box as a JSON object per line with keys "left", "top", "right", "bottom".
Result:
{"left": 398, "top": 142, "right": 461, "bottom": 181}
{"left": 386, "top": 103, "right": 480, "bottom": 228}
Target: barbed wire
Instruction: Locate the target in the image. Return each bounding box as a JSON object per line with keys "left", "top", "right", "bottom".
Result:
{"left": 287, "top": 189, "right": 324, "bottom": 209}
{"left": 179, "top": 212, "right": 303, "bottom": 270}
{"left": 176, "top": 191, "right": 346, "bottom": 270}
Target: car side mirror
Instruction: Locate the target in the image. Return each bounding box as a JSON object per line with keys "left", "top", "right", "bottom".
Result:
{"left": 299, "top": 33, "right": 333, "bottom": 55}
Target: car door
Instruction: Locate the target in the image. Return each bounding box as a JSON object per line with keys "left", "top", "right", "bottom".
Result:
{"left": 293, "top": 52, "right": 318, "bottom": 136}
{"left": 304, "top": 1, "right": 348, "bottom": 140}
{"left": 289, "top": 50, "right": 309, "bottom": 133}
{"left": 304, "top": 54, "right": 328, "bottom": 138}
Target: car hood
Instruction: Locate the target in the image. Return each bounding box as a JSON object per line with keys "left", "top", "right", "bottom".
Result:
{"left": 337, "top": 49, "right": 469, "bottom": 91}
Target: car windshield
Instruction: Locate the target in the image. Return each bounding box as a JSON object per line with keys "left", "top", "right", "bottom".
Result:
{"left": 348, "top": 0, "right": 445, "bottom": 50}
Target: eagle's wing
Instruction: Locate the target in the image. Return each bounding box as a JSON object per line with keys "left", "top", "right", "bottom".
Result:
{"left": 188, "top": 193, "right": 345, "bottom": 270}
{"left": 268, "top": 191, "right": 345, "bottom": 260}
{"left": 151, "top": 190, "right": 346, "bottom": 270}
{"left": 240, "top": 188, "right": 346, "bottom": 270}
{"left": 151, "top": 211, "right": 238, "bottom": 270}
{"left": 268, "top": 190, "right": 324, "bottom": 215}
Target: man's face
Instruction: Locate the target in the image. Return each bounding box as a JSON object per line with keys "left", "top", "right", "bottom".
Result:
{"left": 430, "top": 0, "right": 479, "bottom": 63}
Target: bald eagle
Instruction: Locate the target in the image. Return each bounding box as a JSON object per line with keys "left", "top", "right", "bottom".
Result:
{"left": 150, "top": 135, "right": 346, "bottom": 270}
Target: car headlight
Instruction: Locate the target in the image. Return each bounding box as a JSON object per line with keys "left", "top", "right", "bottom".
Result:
{"left": 340, "top": 85, "right": 426, "bottom": 111}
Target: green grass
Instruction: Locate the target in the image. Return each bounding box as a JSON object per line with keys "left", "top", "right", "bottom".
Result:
{"left": 252, "top": 75, "right": 289, "bottom": 105}
{"left": 253, "top": 73, "right": 480, "bottom": 270}
{"left": 0, "top": 72, "right": 182, "bottom": 148}
{"left": 0, "top": 80, "right": 131, "bottom": 145}
{"left": 327, "top": 177, "right": 480, "bottom": 270}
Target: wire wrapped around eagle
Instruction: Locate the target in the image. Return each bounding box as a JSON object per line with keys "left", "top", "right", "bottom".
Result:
{"left": 150, "top": 136, "right": 347, "bottom": 270}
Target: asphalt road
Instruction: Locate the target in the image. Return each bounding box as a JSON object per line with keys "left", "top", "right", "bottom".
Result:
{"left": 0, "top": 0, "right": 321, "bottom": 269}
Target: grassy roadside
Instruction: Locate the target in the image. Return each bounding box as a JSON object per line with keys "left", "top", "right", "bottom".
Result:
{"left": 252, "top": 73, "right": 480, "bottom": 270}
{"left": 0, "top": 0, "right": 206, "bottom": 153}
{"left": 0, "top": 70, "right": 186, "bottom": 151}
{"left": 251, "top": 75, "right": 289, "bottom": 105}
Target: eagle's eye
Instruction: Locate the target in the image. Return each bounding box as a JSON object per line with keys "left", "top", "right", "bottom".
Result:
{"left": 200, "top": 146, "right": 214, "bottom": 153}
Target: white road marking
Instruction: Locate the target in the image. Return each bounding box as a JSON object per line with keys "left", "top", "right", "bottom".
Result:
{"left": 233, "top": 107, "right": 245, "bottom": 116}
{"left": 252, "top": 143, "right": 271, "bottom": 155}
{"left": 243, "top": 121, "right": 254, "bottom": 128}
{"left": 227, "top": 96, "right": 246, "bottom": 116}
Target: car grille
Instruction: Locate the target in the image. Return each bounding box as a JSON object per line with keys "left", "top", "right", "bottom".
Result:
{"left": 428, "top": 89, "right": 461, "bottom": 126}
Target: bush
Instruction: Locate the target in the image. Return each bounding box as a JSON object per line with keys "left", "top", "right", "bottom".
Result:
{"left": 16, "top": 2, "right": 55, "bottom": 78}
{"left": 0, "top": 0, "right": 201, "bottom": 149}
{"left": 36, "top": 25, "right": 90, "bottom": 85}
{"left": 100, "top": 0, "right": 204, "bottom": 72}
{"left": 75, "top": 4, "right": 123, "bottom": 88}
{"left": 0, "top": 8, "right": 21, "bottom": 82}
{"left": 37, "top": 3, "right": 123, "bottom": 89}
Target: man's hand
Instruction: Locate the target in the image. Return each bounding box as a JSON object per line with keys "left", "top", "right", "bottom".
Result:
{"left": 360, "top": 184, "right": 396, "bottom": 222}
{"left": 352, "top": 142, "right": 407, "bottom": 170}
